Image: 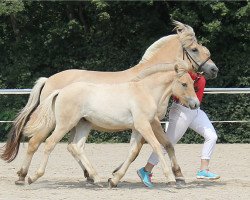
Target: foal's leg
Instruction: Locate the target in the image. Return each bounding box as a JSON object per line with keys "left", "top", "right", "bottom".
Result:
{"left": 134, "top": 117, "right": 176, "bottom": 184}
{"left": 27, "top": 124, "right": 73, "bottom": 184}
{"left": 67, "top": 120, "right": 101, "bottom": 184}
{"left": 67, "top": 127, "right": 91, "bottom": 181}
{"left": 15, "top": 128, "right": 52, "bottom": 185}
{"left": 151, "top": 117, "right": 185, "bottom": 183}
{"left": 108, "top": 131, "right": 145, "bottom": 188}
{"left": 112, "top": 132, "right": 145, "bottom": 175}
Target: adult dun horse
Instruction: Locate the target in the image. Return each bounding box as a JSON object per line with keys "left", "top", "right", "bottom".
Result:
{"left": 1, "top": 21, "right": 218, "bottom": 185}
{"left": 23, "top": 61, "right": 199, "bottom": 186}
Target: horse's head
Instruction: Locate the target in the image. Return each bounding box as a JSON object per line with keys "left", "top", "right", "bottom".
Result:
{"left": 172, "top": 61, "right": 200, "bottom": 109}
{"left": 173, "top": 20, "right": 219, "bottom": 79}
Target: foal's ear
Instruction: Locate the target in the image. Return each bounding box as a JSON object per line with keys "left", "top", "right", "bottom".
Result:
{"left": 174, "top": 63, "right": 179, "bottom": 74}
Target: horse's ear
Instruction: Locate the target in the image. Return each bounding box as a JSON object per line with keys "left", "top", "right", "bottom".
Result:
{"left": 172, "top": 20, "right": 186, "bottom": 34}
{"left": 173, "top": 20, "right": 195, "bottom": 37}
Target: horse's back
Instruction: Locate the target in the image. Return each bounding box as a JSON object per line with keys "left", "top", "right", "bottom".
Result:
{"left": 39, "top": 69, "right": 131, "bottom": 101}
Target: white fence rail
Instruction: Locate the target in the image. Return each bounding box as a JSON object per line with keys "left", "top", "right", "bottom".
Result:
{"left": 0, "top": 88, "right": 249, "bottom": 124}
{"left": 1, "top": 88, "right": 250, "bottom": 95}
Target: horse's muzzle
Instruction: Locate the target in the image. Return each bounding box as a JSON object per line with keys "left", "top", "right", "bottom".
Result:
{"left": 203, "top": 64, "right": 219, "bottom": 80}
{"left": 188, "top": 98, "right": 200, "bottom": 110}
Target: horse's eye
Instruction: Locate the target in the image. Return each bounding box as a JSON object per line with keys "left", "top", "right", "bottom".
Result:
{"left": 192, "top": 48, "right": 198, "bottom": 52}
{"left": 182, "top": 83, "right": 187, "bottom": 87}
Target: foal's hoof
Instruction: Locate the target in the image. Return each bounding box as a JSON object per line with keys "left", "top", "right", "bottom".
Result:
{"left": 15, "top": 180, "right": 25, "bottom": 185}
{"left": 27, "top": 177, "right": 34, "bottom": 185}
{"left": 108, "top": 178, "right": 117, "bottom": 188}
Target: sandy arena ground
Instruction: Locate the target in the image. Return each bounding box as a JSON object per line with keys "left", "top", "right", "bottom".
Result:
{"left": 0, "top": 143, "right": 250, "bottom": 200}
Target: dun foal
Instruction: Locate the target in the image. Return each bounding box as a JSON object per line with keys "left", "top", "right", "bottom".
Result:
{"left": 24, "top": 61, "right": 199, "bottom": 187}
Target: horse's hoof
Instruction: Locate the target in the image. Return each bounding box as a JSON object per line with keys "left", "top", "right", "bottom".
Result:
{"left": 84, "top": 169, "right": 90, "bottom": 179}
{"left": 86, "top": 177, "right": 94, "bottom": 183}
{"left": 166, "top": 181, "right": 176, "bottom": 187}
{"left": 176, "top": 178, "right": 186, "bottom": 186}
{"left": 27, "top": 177, "right": 33, "bottom": 185}
{"left": 15, "top": 180, "right": 25, "bottom": 185}
{"left": 108, "top": 178, "right": 117, "bottom": 188}
{"left": 94, "top": 182, "right": 104, "bottom": 188}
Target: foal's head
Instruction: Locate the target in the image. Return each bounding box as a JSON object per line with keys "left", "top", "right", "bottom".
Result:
{"left": 172, "top": 61, "right": 200, "bottom": 109}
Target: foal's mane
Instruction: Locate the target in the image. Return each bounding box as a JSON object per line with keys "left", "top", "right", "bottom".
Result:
{"left": 139, "top": 21, "right": 196, "bottom": 64}
{"left": 132, "top": 60, "right": 189, "bottom": 82}
{"left": 131, "top": 63, "right": 175, "bottom": 82}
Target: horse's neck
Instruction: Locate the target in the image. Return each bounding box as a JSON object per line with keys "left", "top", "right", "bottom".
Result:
{"left": 126, "top": 35, "right": 184, "bottom": 78}
{"left": 139, "top": 35, "right": 183, "bottom": 66}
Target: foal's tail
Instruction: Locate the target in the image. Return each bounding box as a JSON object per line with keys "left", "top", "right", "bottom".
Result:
{"left": 23, "top": 90, "right": 60, "bottom": 137}
{"left": 0, "top": 77, "right": 47, "bottom": 162}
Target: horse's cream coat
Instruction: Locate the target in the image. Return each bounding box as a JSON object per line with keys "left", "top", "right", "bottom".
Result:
{"left": 1, "top": 21, "right": 218, "bottom": 187}
{"left": 25, "top": 62, "right": 199, "bottom": 186}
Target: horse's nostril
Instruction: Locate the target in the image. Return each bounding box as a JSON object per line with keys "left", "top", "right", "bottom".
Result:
{"left": 211, "top": 67, "right": 218, "bottom": 73}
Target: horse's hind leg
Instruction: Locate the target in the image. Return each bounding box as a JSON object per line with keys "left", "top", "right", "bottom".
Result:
{"left": 109, "top": 131, "right": 145, "bottom": 188}
{"left": 151, "top": 117, "right": 185, "bottom": 184}
{"left": 27, "top": 123, "right": 73, "bottom": 184}
{"left": 68, "top": 127, "right": 90, "bottom": 180}
{"left": 15, "top": 129, "right": 51, "bottom": 185}
{"left": 67, "top": 120, "right": 100, "bottom": 184}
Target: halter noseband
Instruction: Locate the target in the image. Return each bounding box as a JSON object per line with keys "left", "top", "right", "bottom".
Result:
{"left": 183, "top": 48, "right": 211, "bottom": 72}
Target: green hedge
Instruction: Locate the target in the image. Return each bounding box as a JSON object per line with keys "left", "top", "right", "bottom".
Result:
{"left": 0, "top": 1, "right": 249, "bottom": 143}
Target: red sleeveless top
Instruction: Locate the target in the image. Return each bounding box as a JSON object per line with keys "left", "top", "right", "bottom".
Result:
{"left": 173, "top": 72, "right": 206, "bottom": 103}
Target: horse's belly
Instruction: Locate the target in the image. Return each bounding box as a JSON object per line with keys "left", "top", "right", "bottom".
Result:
{"left": 84, "top": 106, "right": 134, "bottom": 130}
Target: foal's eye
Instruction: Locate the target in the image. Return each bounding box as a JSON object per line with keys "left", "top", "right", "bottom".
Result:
{"left": 182, "top": 83, "right": 187, "bottom": 87}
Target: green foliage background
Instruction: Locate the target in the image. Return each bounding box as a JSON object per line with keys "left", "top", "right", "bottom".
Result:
{"left": 0, "top": 1, "right": 249, "bottom": 143}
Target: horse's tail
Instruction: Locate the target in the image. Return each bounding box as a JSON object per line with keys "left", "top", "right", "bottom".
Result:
{"left": 0, "top": 77, "right": 47, "bottom": 162}
{"left": 23, "top": 90, "right": 60, "bottom": 138}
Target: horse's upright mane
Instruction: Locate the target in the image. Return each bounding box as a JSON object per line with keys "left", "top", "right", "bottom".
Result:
{"left": 139, "top": 21, "right": 197, "bottom": 64}
{"left": 139, "top": 36, "right": 174, "bottom": 64}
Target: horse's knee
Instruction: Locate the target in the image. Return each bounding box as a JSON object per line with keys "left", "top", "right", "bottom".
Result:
{"left": 164, "top": 141, "right": 175, "bottom": 154}
{"left": 27, "top": 138, "right": 40, "bottom": 154}
{"left": 67, "top": 143, "right": 83, "bottom": 156}
{"left": 44, "top": 138, "right": 56, "bottom": 153}
{"left": 128, "top": 148, "right": 140, "bottom": 162}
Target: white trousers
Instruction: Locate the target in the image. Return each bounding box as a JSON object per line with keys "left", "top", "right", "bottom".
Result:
{"left": 148, "top": 102, "right": 218, "bottom": 165}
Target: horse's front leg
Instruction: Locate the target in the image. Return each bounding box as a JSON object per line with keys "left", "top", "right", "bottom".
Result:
{"left": 151, "top": 117, "right": 185, "bottom": 184}
{"left": 134, "top": 117, "right": 176, "bottom": 185}
{"left": 108, "top": 130, "right": 145, "bottom": 188}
